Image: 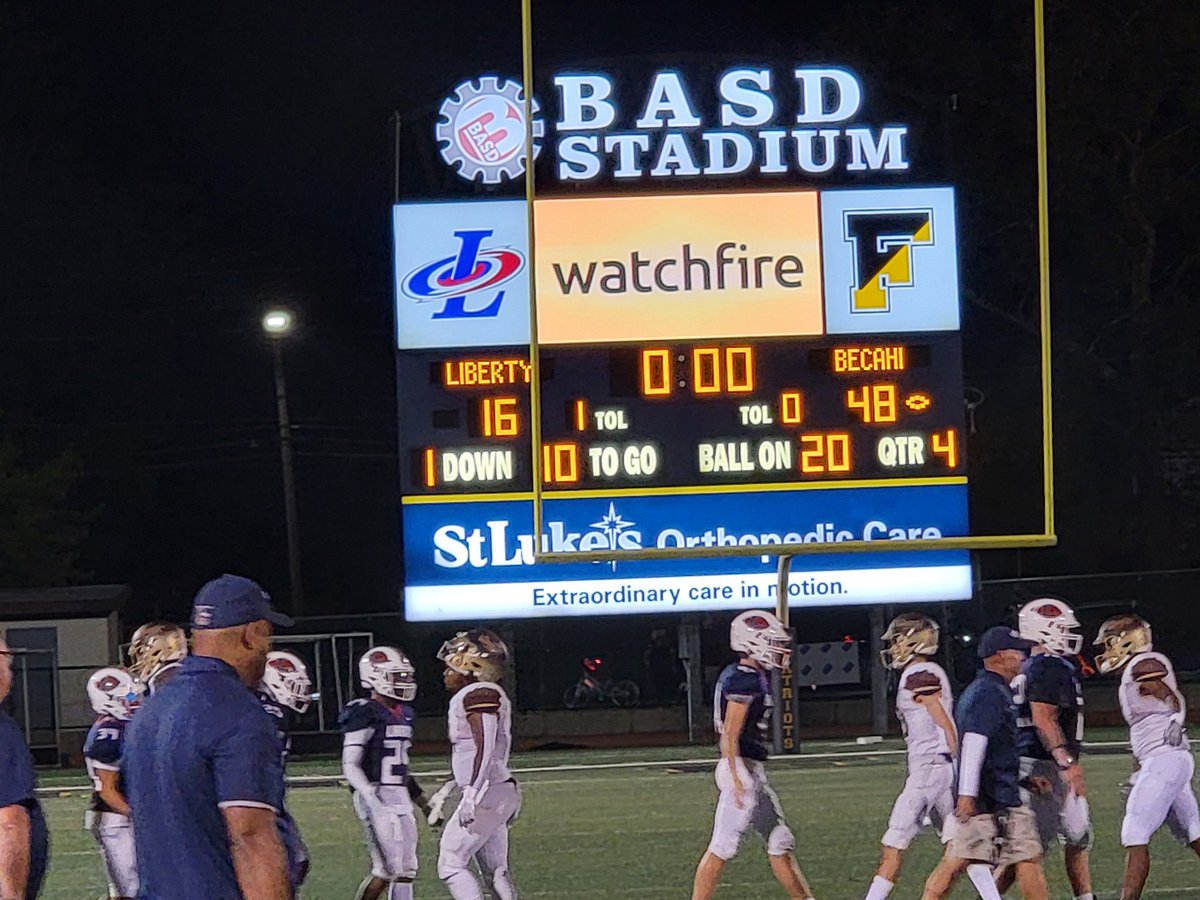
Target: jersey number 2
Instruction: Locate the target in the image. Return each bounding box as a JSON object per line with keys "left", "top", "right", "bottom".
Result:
{"left": 380, "top": 724, "right": 410, "bottom": 785}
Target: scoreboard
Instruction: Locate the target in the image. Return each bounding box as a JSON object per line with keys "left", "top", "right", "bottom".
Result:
{"left": 403, "top": 338, "right": 964, "bottom": 495}
{"left": 395, "top": 66, "right": 980, "bottom": 621}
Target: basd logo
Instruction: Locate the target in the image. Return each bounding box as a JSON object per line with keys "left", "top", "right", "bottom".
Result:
{"left": 401, "top": 229, "right": 525, "bottom": 320}
{"left": 437, "top": 77, "right": 545, "bottom": 184}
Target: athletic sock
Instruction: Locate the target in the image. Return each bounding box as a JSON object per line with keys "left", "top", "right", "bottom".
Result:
{"left": 1074, "top": 894, "right": 1095, "bottom": 900}
{"left": 966, "top": 864, "right": 1003, "bottom": 900}
{"left": 865, "top": 874, "right": 895, "bottom": 899}
{"left": 389, "top": 882, "right": 413, "bottom": 900}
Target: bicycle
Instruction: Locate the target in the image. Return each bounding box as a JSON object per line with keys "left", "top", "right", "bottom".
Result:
{"left": 562, "top": 657, "right": 641, "bottom": 709}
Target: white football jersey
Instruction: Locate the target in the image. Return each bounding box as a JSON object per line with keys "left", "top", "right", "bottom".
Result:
{"left": 896, "top": 660, "right": 953, "bottom": 760}
{"left": 1120, "top": 651, "right": 1188, "bottom": 762}
{"left": 448, "top": 680, "right": 513, "bottom": 788}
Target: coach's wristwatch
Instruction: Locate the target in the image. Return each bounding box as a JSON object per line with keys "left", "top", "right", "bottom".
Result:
{"left": 1051, "top": 746, "right": 1076, "bottom": 769}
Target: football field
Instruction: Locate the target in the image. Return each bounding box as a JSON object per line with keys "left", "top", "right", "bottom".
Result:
{"left": 40, "top": 744, "right": 1200, "bottom": 899}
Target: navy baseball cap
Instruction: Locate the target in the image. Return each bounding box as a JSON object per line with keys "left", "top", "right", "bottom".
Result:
{"left": 191, "top": 574, "right": 294, "bottom": 630}
{"left": 977, "top": 626, "right": 1035, "bottom": 659}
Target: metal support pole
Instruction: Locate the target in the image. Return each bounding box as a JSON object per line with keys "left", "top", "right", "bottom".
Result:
{"left": 677, "top": 618, "right": 703, "bottom": 744}
{"left": 272, "top": 341, "right": 304, "bottom": 616}
{"left": 773, "top": 555, "right": 794, "bottom": 754}
{"left": 869, "top": 606, "right": 889, "bottom": 735}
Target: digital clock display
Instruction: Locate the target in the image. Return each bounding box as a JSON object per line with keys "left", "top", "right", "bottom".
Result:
{"left": 400, "top": 336, "right": 963, "bottom": 495}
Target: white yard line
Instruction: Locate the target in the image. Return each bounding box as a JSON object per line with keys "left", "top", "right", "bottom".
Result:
{"left": 36, "top": 740, "right": 1133, "bottom": 796}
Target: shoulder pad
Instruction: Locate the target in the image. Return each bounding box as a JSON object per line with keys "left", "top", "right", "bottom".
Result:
{"left": 903, "top": 668, "right": 943, "bottom": 695}
{"left": 463, "top": 686, "right": 503, "bottom": 713}
{"left": 1131, "top": 655, "right": 1170, "bottom": 682}
{"left": 338, "top": 698, "right": 380, "bottom": 732}
{"left": 724, "top": 664, "right": 765, "bottom": 699}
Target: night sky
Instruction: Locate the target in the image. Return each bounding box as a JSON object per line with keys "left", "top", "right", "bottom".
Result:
{"left": 3, "top": 1, "right": 1199, "bottom": 631}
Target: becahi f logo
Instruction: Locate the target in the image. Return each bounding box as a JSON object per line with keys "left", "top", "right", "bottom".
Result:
{"left": 842, "top": 208, "right": 934, "bottom": 313}
{"left": 401, "top": 229, "right": 525, "bottom": 320}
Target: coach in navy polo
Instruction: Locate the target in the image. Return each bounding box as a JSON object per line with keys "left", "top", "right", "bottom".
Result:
{"left": 125, "top": 575, "right": 293, "bottom": 900}
{"left": 0, "top": 635, "right": 48, "bottom": 899}
{"left": 921, "top": 626, "right": 1049, "bottom": 900}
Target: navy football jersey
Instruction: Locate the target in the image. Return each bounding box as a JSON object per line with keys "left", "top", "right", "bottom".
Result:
{"left": 337, "top": 698, "right": 416, "bottom": 787}
{"left": 256, "top": 690, "right": 293, "bottom": 768}
{"left": 1013, "top": 654, "right": 1084, "bottom": 759}
{"left": 713, "top": 662, "right": 772, "bottom": 762}
{"left": 83, "top": 715, "right": 129, "bottom": 813}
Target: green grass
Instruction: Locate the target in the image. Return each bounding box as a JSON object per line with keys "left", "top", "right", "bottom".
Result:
{"left": 39, "top": 746, "right": 1200, "bottom": 899}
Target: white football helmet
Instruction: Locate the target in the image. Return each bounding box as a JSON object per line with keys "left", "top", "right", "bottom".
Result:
{"left": 261, "top": 650, "right": 318, "bottom": 713}
{"left": 87, "top": 667, "right": 144, "bottom": 721}
{"left": 1017, "top": 597, "right": 1083, "bottom": 656}
{"left": 730, "top": 610, "right": 792, "bottom": 670}
{"left": 128, "top": 622, "right": 188, "bottom": 681}
{"left": 359, "top": 646, "right": 417, "bottom": 701}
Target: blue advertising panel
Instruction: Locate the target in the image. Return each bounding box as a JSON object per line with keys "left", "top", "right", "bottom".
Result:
{"left": 403, "top": 483, "right": 970, "bottom": 621}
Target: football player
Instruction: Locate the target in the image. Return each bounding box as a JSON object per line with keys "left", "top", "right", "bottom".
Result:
{"left": 127, "top": 622, "right": 188, "bottom": 695}
{"left": 864, "top": 613, "right": 956, "bottom": 900}
{"left": 435, "top": 629, "right": 520, "bottom": 900}
{"left": 692, "top": 610, "right": 815, "bottom": 900}
{"left": 995, "top": 599, "right": 1093, "bottom": 900}
{"left": 339, "top": 646, "right": 427, "bottom": 900}
{"left": 257, "top": 650, "right": 319, "bottom": 898}
{"left": 83, "top": 667, "right": 144, "bottom": 900}
{"left": 1094, "top": 614, "right": 1200, "bottom": 899}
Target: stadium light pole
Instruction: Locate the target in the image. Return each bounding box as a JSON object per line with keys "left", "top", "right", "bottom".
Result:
{"left": 262, "top": 308, "right": 304, "bottom": 617}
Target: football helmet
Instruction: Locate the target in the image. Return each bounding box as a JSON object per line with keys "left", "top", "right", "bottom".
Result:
{"left": 87, "top": 667, "right": 143, "bottom": 721}
{"left": 437, "top": 630, "right": 509, "bottom": 683}
{"left": 1093, "top": 614, "right": 1153, "bottom": 675}
{"left": 261, "top": 650, "right": 318, "bottom": 713}
{"left": 730, "top": 610, "right": 791, "bottom": 670}
{"left": 880, "top": 612, "right": 940, "bottom": 669}
{"left": 1017, "top": 597, "right": 1083, "bottom": 656}
{"left": 128, "top": 622, "right": 188, "bottom": 681}
{"left": 359, "top": 646, "right": 417, "bottom": 701}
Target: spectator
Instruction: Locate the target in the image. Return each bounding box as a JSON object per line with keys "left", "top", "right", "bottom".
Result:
{"left": 0, "top": 635, "right": 49, "bottom": 899}
{"left": 125, "top": 574, "right": 293, "bottom": 900}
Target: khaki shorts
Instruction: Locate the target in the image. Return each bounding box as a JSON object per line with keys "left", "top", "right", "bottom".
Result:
{"left": 945, "top": 804, "right": 1042, "bottom": 866}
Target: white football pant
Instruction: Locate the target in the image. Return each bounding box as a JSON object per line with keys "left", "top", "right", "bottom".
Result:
{"left": 1122, "top": 750, "right": 1200, "bottom": 847}
{"left": 353, "top": 791, "right": 418, "bottom": 881}
{"left": 706, "top": 759, "right": 795, "bottom": 860}
{"left": 85, "top": 810, "right": 138, "bottom": 898}
{"left": 439, "top": 780, "right": 521, "bottom": 900}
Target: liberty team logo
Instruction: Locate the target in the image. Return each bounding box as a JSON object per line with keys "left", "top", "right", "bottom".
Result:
{"left": 393, "top": 199, "right": 531, "bottom": 349}
{"left": 819, "top": 187, "right": 960, "bottom": 335}
{"left": 401, "top": 229, "right": 525, "bottom": 320}
{"left": 436, "top": 77, "right": 545, "bottom": 184}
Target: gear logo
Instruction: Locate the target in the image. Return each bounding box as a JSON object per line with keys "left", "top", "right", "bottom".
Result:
{"left": 436, "top": 77, "right": 544, "bottom": 184}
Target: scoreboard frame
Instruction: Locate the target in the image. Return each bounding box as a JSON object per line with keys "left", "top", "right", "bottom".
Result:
{"left": 519, "top": 0, "right": 1056, "bottom": 563}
